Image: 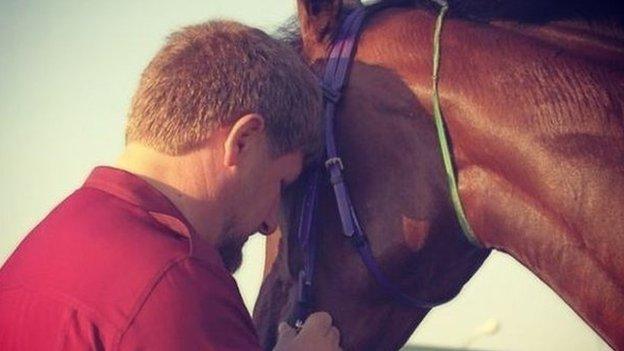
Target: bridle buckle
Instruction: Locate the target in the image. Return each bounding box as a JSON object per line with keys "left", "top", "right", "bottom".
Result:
{"left": 324, "top": 157, "right": 344, "bottom": 171}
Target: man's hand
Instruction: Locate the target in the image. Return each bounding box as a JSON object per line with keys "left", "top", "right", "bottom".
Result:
{"left": 273, "top": 312, "right": 342, "bottom": 351}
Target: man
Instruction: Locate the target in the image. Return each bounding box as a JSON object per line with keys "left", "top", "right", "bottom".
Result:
{"left": 0, "top": 21, "right": 341, "bottom": 350}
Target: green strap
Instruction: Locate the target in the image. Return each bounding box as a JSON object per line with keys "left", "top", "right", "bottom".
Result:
{"left": 430, "top": 0, "right": 481, "bottom": 246}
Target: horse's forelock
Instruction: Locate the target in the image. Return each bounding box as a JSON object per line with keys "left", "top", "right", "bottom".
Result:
{"left": 274, "top": 15, "right": 304, "bottom": 54}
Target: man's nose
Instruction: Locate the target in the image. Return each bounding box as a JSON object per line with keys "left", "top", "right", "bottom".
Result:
{"left": 259, "top": 205, "right": 279, "bottom": 235}
{"left": 259, "top": 221, "right": 277, "bottom": 235}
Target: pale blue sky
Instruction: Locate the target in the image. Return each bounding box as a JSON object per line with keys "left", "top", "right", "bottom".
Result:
{"left": 0, "top": 1, "right": 611, "bottom": 350}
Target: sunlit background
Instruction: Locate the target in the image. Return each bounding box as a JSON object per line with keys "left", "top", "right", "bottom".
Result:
{"left": 0, "top": 1, "right": 612, "bottom": 350}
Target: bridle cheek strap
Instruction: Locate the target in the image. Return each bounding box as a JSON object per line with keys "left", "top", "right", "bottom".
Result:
{"left": 289, "top": 8, "right": 368, "bottom": 328}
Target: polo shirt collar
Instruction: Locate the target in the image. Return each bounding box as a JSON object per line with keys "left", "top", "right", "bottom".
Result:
{"left": 83, "top": 166, "right": 220, "bottom": 265}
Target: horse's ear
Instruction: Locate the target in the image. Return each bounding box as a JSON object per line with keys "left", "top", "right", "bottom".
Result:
{"left": 297, "top": 0, "right": 362, "bottom": 55}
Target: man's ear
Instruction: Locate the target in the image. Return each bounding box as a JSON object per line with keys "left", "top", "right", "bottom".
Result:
{"left": 223, "top": 113, "right": 266, "bottom": 167}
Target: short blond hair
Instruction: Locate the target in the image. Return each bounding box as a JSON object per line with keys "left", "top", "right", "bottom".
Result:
{"left": 126, "top": 20, "right": 321, "bottom": 158}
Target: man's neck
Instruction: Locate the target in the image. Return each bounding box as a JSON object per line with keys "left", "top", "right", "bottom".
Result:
{"left": 114, "top": 143, "right": 223, "bottom": 246}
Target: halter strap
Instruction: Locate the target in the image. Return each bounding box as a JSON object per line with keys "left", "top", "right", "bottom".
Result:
{"left": 289, "top": 8, "right": 368, "bottom": 328}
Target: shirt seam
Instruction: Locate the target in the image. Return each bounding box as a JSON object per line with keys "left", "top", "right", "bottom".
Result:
{"left": 112, "top": 255, "right": 190, "bottom": 350}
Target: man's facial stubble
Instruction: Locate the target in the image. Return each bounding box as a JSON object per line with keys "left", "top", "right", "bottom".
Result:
{"left": 217, "top": 216, "right": 251, "bottom": 273}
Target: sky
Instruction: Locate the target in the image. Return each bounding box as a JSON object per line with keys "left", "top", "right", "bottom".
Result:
{"left": 0, "top": 0, "right": 612, "bottom": 350}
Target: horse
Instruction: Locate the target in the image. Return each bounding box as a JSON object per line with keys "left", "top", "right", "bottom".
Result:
{"left": 253, "top": 0, "right": 624, "bottom": 349}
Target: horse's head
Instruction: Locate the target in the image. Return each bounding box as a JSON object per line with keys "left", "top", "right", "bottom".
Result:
{"left": 254, "top": 1, "right": 488, "bottom": 349}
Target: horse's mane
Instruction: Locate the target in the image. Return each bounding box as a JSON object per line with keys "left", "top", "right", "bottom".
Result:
{"left": 398, "top": 0, "right": 624, "bottom": 23}
{"left": 274, "top": 0, "right": 624, "bottom": 47}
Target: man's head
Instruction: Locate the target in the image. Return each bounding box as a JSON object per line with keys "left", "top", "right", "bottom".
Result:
{"left": 123, "top": 20, "right": 321, "bottom": 271}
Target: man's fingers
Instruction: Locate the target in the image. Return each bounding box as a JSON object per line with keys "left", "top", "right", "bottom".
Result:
{"left": 285, "top": 312, "right": 342, "bottom": 351}
{"left": 327, "top": 326, "right": 340, "bottom": 342}
{"left": 298, "top": 312, "right": 334, "bottom": 341}
{"left": 304, "top": 312, "right": 332, "bottom": 330}
{"left": 278, "top": 322, "right": 296, "bottom": 338}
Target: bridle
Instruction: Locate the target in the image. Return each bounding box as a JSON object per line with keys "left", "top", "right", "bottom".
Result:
{"left": 288, "top": 0, "right": 479, "bottom": 329}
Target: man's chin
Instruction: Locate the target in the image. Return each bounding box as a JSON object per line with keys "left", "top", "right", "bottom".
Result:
{"left": 222, "top": 251, "right": 242, "bottom": 273}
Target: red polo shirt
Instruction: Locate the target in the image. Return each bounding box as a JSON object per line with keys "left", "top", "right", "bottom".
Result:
{"left": 0, "top": 166, "right": 262, "bottom": 350}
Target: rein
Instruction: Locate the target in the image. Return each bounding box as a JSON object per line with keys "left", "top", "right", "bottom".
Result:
{"left": 289, "top": 0, "right": 479, "bottom": 329}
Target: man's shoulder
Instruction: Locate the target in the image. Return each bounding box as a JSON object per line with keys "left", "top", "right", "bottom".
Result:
{"left": 14, "top": 185, "right": 192, "bottom": 272}
{"left": 0, "top": 186, "right": 197, "bottom": 327}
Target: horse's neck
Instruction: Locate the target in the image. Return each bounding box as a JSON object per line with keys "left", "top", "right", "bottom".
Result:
{"left": 362, "top": 7, "right": 624, "bottom": 348}
{"left": 450, "top": 18, "right": 624, "bottom": 350}
{"left": 454, "top": 19, "right": 624, "bottom": 351}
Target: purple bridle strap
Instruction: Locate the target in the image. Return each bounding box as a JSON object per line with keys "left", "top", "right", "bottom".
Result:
{"left": 290, "top": 4, "right": 453, "bottom": 328}
{"left": 289, "top": 168, "right": 321, "bottom": 328}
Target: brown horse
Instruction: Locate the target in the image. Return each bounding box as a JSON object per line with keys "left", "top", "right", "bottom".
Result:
{"left": 253, "top": 0, "right": 624, "bottom": 349}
